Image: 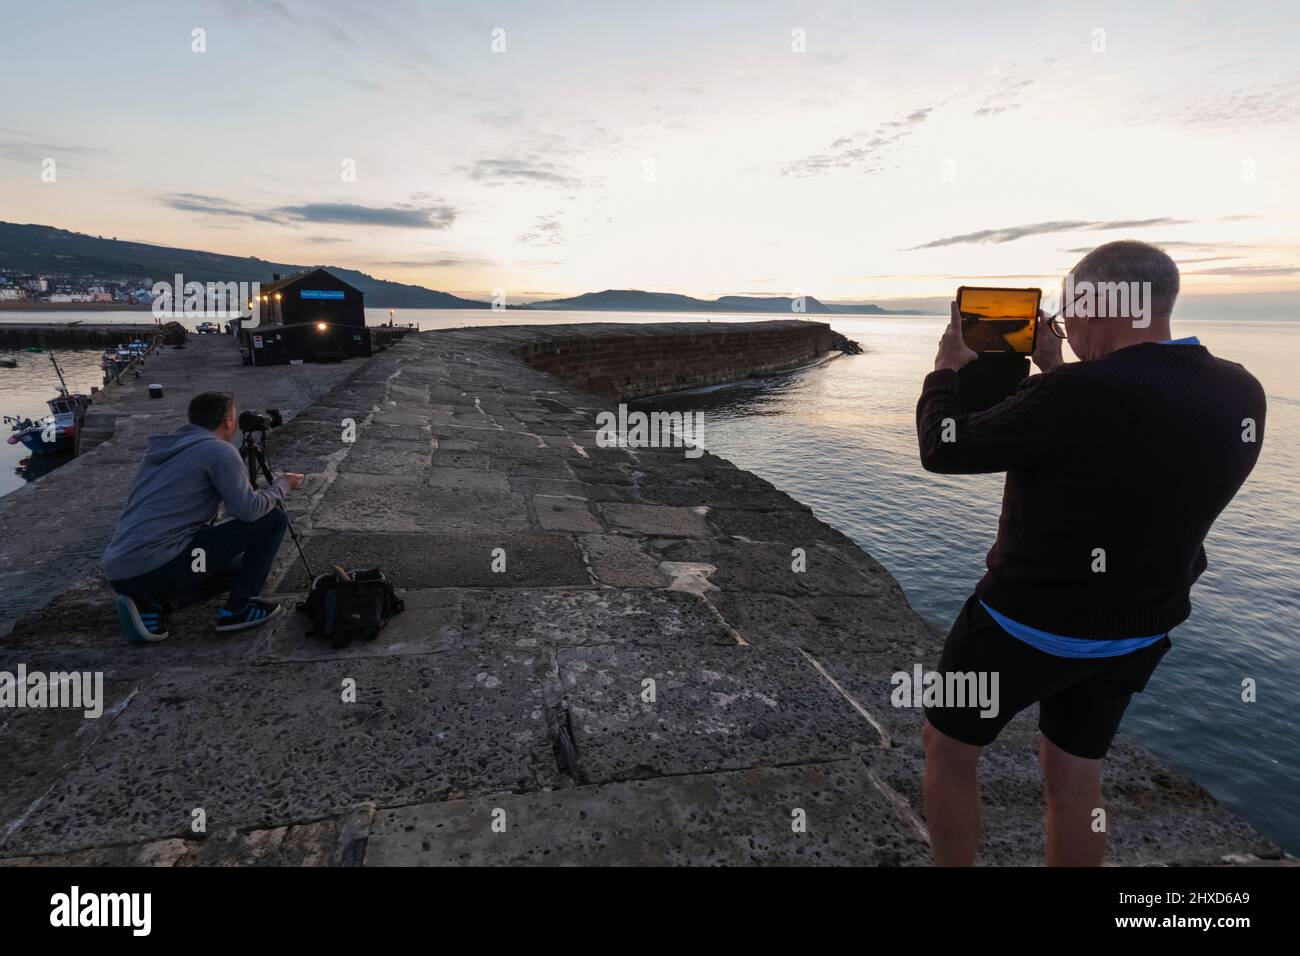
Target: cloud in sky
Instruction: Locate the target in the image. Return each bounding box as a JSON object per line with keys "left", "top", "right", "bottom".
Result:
{"left": 476, "top": 108, "right": 527, "bottom": 127}
{"left": 973, "top": 78, "right": 1035, "bottom": 117}
{"left": 907, "top": 218, "right": 1195, "bottom": 250}
{"left": 218, "top": 0, "right": 355, "bottom": 47}
{"left": 1063, "top": 240, "right": 1199, "bottom": 252}
{"left": 161, "top": 195, "right": 456, "bottom": 229}
{"left": 333, "top": 73, "right": 391, "bottom": 94}
{"left": 1127, "top": 74, "right": 1300, "bottom": 129}
{"left": 218, "top": 0, "right": 291, "bottom": 21}
{"left": 379, "top": 256, "right": 495, "bottom": 268}
{"left": 518, "top": 214, "right": 564, "bottom": 247}
{"left": 780, "top": 107, "right": 933, "bottom": 177}
{"left": 1061, "top": 238, "right": 1268, "bottom": 254}
{"left": 0, "top": 125, "right": 107, "bottom": 164}
{"left": 278, "top": 202, "right": 456, "bottom": 229}
{"left": 1185, "top": 264, "right": 1300, "bottom": 277}
{"left": 467, "top": 158, "right": 582, "bottom": 190}
{"left": 161, "top": 193, "right": 279, "bottom": 224}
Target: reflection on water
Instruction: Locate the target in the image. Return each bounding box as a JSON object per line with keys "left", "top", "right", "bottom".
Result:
{"left": 11, "top": 450, "right": 76, "bottom": 484}
{"left": 0, "top": 349, "right": 105, "bottom": 496}
{"left": 641, "top": 315, "right": 1300, "bottom": 855}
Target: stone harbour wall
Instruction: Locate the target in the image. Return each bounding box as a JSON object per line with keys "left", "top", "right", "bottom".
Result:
{"left": 512, "top": 319, "right": 833, "bottom": 399}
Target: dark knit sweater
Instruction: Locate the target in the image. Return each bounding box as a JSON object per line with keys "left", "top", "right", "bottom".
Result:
{"left": 916, "top": 341, "right": 1266, "bottom": 639}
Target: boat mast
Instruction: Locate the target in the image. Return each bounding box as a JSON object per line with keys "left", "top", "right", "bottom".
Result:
{"left": 48, "top": 351, "right": 70, "bottom": 396}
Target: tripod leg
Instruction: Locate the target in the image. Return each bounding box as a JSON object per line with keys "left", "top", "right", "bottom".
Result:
{"left": 249, "top": 441, "right": 316, "bottom": 581}
{"left": 284, "top": 516, "right": 315, "bottom": 581}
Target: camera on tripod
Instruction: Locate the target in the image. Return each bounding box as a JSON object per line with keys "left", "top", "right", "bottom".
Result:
{"left": 238, "top": 408, "right": 282, "bottom": 433}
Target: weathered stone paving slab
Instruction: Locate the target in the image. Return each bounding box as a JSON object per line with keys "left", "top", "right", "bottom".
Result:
{"left": 312, "top": 474, "right": 531, "bottom": 533}
{"left": 364, "top": 758, "right": 929, "bottom": 866}
{"left": 460, "top": 588, "right": 735, "bottom": 648}
{"left": 599, "top": 502, "right": 712, "bottom": 537}
{"left": 578, "top": 534, "right": 670, "bottom": 587}
{"left": 0, "top": 815, "right": 358, "bottom": 868}
{"left": 275, "top": 532, "right": 591, "bottom": 591}
{"left": 533, "top": 494, "right": 603, "bottom": 533}
{"left": 708, "top": 591, "right": 935, "bottom": 659}
{"left": 2, "top": 651, "right": 554, "bottom": 857}
{"left": 555, "top": 644, "right": 881, "bottom": 783}
{"left": 336, "top": 439, "right": 433, "bottom": 476}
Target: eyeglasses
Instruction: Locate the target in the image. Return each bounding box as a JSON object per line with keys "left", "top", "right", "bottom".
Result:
{"left": 1043, "top": 311, "right": 1068, "bottom": 340}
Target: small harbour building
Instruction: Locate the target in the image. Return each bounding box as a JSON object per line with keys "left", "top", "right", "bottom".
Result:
{"left": 240, "top": 268, "right": 371, "bottom": 365}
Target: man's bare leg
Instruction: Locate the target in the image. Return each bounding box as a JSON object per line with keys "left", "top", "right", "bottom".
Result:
{"left": 922, "top": 719, "right": 984, "bottom": 866}
{"left": 1040, "top": 735, "right": 1107, "bottom": 866}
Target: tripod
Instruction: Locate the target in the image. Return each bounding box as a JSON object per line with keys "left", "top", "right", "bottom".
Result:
{"left": 239, "top": 429, "right": 316, "bottom": 580}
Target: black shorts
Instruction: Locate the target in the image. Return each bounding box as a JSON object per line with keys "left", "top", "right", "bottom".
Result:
{"left": 923, "top": 594, "right": 1171, "bottom": 760}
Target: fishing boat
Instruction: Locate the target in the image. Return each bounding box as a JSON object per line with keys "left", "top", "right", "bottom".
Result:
{"left": 100, "top": 340, "right": 150, "bottom": 379}
{"left": 4, "top": 353, "right": 92, "bottom": 456}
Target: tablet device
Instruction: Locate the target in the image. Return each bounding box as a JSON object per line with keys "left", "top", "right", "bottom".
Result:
{"left": 957, "top": 286, "right": 1041, "bottom": 355}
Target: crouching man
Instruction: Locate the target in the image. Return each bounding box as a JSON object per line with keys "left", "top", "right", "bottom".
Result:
{"left": 102, "top": 391, "right": 305, "bottom": 642}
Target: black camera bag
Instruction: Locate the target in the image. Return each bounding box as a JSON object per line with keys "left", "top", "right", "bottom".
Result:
{"left": 297, "top": 567, "right": 405, "bottom": 649}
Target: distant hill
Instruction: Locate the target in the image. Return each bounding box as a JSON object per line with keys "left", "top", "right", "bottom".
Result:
{"left": 528, "top": 290, "right": 719, "bottom": 312}
{"left": 528, "top": 289, "right": 917, "bottom": 315}
{"left": 823, "top": 302, "right": 924, "bottom": 315}
{"left": 0, "top": 221, "right": 490, "bottom": 309}
{"left": 715, "top": 294, "right": 834, "bottom": 313}
{"left": 530, "top": 289, "right": 840, "bottom": 314}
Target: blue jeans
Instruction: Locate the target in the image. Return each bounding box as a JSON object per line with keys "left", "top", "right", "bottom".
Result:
{"left": 110, "top": 508, "right": 289, "bottom": 611}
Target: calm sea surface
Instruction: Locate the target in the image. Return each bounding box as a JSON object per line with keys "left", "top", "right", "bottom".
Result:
{"left": 3, "top": 308, "right": 1296, "bottom": 852}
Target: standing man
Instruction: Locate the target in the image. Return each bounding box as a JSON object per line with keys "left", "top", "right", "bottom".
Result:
{"left": 103, "top": 391, "right": 304, "bottom": 643}
{"left": 915, "top": 240, "right": 1266, "bottom": 865}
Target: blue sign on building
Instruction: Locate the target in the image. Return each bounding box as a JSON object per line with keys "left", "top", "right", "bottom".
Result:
{"left": 300, "top": 289, "right": 345, "bottom": 300}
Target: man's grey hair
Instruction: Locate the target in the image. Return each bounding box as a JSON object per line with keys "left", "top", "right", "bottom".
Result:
{"left": 1070, "top": 240, "right": 1180, "bottom": 321}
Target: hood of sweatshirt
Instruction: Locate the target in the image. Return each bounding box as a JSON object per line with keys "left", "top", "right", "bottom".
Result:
{"left": 142, "top": 423, "right": 229, "bottom": 466}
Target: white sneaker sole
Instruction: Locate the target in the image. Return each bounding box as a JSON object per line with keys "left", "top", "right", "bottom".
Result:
{"left": 215, "top": 602, "right": 284, "bottom": 633}
{"left": 115, "top": 596, "right": 170, "bottom": 643}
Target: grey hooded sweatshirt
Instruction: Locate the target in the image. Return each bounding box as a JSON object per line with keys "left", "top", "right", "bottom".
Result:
{"left": 102, "top": 423, "right": 291, "bottom": 581}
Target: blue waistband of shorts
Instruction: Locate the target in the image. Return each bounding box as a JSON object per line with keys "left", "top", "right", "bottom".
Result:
{"left": 979, "top": 601, "right": 1166, "bottom": 659}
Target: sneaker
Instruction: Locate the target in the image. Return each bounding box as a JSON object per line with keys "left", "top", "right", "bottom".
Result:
{"left": 115, "top": 594, "right": 170, "bottom": 643}
{"left": 215, "top": 598, "right": 283, "bottom": 633}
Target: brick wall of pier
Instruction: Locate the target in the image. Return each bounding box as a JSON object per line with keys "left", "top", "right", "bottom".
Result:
{"left": 0, "top": 322, "right": 162, "bottom": 350}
